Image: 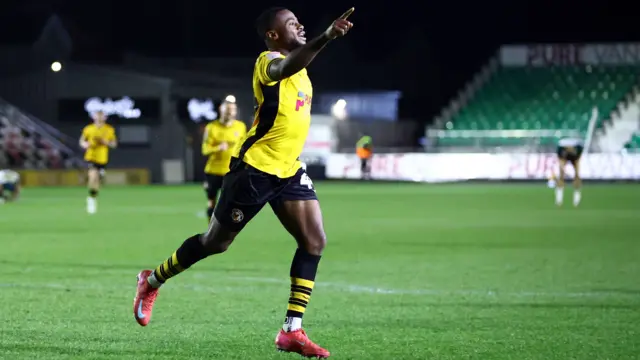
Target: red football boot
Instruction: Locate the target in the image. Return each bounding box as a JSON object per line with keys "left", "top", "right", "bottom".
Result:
{"left": 275, "top": 329, "right": 330, "bottom": 358}
{"left": 133, "top": 270, "right": 159, "bottom": 326}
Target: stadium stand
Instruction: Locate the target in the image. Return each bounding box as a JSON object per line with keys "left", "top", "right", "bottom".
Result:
{"left": 0, "top": 98, "right": 82, "bottom": 169}
{"left": 605, "top": 93, "right": 640, "bottom": 152}
{"left": 624, "top": 133, "right": 640, "bottom": 151}
{"left": 431, "top": 57, "right": 639, "bottom": 151}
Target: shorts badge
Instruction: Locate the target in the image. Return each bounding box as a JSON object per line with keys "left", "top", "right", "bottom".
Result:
{"left": 231, "top": 208, "right": 244, "bottom": 223}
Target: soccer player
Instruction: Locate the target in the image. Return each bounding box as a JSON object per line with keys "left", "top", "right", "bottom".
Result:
{"left": 356, "top": 135, "right": 373, "bottom": 180}
{"left": 133, "top": 7, "right": 354, "bottom": 358}
{"left": 201, "top": 100, "right": 247, "bottom": 221}
{"left": 79, "top": 111, "right": 117, "bottom": 214}
{"left": 554, "top": 137, "right": 584, "bottom": 207}
{"left": 0, "top": 168, "right": 20, "bottom": 203}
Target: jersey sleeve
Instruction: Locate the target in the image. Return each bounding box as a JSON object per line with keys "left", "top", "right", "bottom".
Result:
{"left": 108, "top": 126, "right": 117, "bottom": 142}
{"left": 201, "top": 124, "right": 218, "bottom": 155}
{"left": 202, "top": 124, "right": 215, "bottom": 144}
{"left": 238, "top": 121, "right": 247, "bottom": 137}
{"left": 255, "top": 52, "right": 284, "bottom": 86}
{"left": 81, "top": 126, "right": 91, "bottom": 140}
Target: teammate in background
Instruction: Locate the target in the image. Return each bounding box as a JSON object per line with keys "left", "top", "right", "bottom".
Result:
{"left": 554, "top": 137, "right": 584, "bottom": 207}
{"left": 0, "top": 169, "right": 21, "bottom": 203}
{"left": 79, "top": 111, "right": 117, "bottom": 214}
{"left": 132, "top": 7, "right": 354, "bottom": 358}
{"left": 201, "top": 99, "right": 247, "bottom": 221}
{"left": 356, "top": 135, "right": 373, "bottom": 180}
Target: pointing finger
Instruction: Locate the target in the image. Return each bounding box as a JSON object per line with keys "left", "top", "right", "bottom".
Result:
{"left": 339, "top": 7, "right": 355, "bottom": 20}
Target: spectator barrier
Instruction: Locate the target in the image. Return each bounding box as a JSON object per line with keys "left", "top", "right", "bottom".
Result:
{"left": 17, "top": 169, "right": 150, "bottom": 187}
{"left": 325, "top": 153, "right": 640, "bottom": 182}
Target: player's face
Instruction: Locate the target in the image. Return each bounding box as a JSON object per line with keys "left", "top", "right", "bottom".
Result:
{"left": 274, "top": 10, "right": 306, "bottom": 49}
{"left": 220, "top": 103, "right": 237, "bottom": 121}
{"left": 92, "top": 111, "right": 106, "bottom": 125}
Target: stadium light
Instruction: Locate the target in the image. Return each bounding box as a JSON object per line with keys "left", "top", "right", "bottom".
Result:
{"left": 331, "top": 99, "right": 348, "bottom": 120}
{"left": 51, "top": 61, "right": 62, "bottom": 72}
{"left": 225, "top": 95, "right": 236, "bottom": 103}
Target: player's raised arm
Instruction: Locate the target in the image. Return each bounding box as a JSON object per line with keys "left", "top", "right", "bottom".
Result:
{"left": 264, "top": 8, "right": 354, "bottom": 82}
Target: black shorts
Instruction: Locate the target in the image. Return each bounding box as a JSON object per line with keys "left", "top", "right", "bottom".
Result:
{"left": 204, "top": 174, "right": 224, "bottom": 200}
{"left": 557, "top": 145, "right": 583, "bottom": 163}
{"left": 87, "top": 162, "right": 106, "bottom": 176}
{"left": 213, "top": 159, "right": 317, "bottom": 231}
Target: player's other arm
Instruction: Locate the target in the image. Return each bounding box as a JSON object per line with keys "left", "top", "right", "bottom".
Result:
{"left": 107, "top": 128, "right": 117, "bottom": 148}
{"left": 201, "top": 127, "right": 227, "bottom": 156}
{"left": 79, "top": 127, "right": 90, "bottom": 149}
{"left": 267, "top": 8, "right": 354, "bottom": 82}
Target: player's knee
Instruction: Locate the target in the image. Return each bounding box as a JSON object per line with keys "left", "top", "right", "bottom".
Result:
{"left": 88, "top": 169, "right": 99, "bottom": 181}
{"left": 302, "top": 232, "right": 327, "bottom": 256}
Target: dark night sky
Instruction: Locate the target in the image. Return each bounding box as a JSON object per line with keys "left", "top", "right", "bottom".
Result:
{"left": 0, "top": 0, "right": 639, "bottom": 118}
{"left": 2, "top": 0, "right": 637, "bottom": 54}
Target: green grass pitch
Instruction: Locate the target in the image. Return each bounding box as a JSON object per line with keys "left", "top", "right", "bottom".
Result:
{"left": 1, "top": 182, "right": 639, "bottom": 359}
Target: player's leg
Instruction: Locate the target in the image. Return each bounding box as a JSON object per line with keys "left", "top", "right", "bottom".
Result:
{"left": 133, "top": 166, "right": 267, "bottom": 326}
{"left": 547, "top": 171, "right": 557, "bottom": 188}
{"left": 571, "top": 158, "right": 582, "bottom": 207}
{"left": 204, "top": 175, "right": 223, "bottom": 221}
{"left": 86, "top": 163, "right": 101, "bottom": 214}
{"left": 555, "top": 152, "right": 567, "bottom": 206}
{"left": 270, "top": 170, "right": 330, "bottom": 358}
{"left": 360, "top": 158, "right": 371, "bottom": 180}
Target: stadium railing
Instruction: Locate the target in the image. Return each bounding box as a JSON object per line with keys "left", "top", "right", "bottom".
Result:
{"left": 0, "top": 97, "right": 83, "bottom": 169}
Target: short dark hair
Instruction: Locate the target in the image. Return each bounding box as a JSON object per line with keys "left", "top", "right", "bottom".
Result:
{"left": 255, "top": 7, "right": 287, "bottom": 39}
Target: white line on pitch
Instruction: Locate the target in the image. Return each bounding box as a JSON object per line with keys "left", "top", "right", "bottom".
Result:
{"left": 1, "top": 273, "right": 638, "bottom": 300}
{"left": 207, "top": 274, "right": 640, "bottom": 299}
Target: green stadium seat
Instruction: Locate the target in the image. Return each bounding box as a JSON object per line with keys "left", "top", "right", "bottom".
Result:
{"left": 438, "top": 65, "right": 638, "bottom": 147}
{"left": 624, "top": 133, "right": 640, "bottom": 152}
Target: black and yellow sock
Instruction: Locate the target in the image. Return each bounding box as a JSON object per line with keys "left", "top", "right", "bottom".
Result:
{"left": 89, "top": 189, "right": 98, "bottom": 197}
{"left": 285, "top": 249, "right": 321, "bottom": 322}
{"left": 206, "top": 207, "right": 214, "bottom": 220}
{"left": 151, "top": 234, "right": 208, "bottom": 285}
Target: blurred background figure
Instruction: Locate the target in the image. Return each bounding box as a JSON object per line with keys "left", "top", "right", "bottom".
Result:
{"left": 554, "top": 136, "right": 585, "bottom": 207}
{"left": 0, "top": 168, "right": 20, "bottom": 202}
{"left": 79, "top": 110, "right": 117, "bottom": 214}
{"left": 201, "top": 96, "right": 246, "bottom": 221}
{"left": 356, "top": 135, "right": 372, "bottom": 180}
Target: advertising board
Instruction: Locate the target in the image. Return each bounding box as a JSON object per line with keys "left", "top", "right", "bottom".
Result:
{"left": 326, "top": 153, "right": 640, "bottom": 181}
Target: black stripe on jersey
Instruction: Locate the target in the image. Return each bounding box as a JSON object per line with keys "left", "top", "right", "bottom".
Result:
{"left": 237, "top": 82, "right": 280, "bottom": 161}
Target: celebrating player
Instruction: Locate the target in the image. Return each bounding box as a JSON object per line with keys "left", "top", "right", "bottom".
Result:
{"left": 201, "top": 99, "right": 247, "bottom": 221}
{"left": 554, "top": 137, "right": 584, "bottom": 207}
{"left": 79, "top": 110, "right": 117, "bottom": 214}
{"left": 133, "top": 7, "right": 354, "bottom": 358}
{"left": 0, "top": 168, "right": 21, "bottom": 203}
